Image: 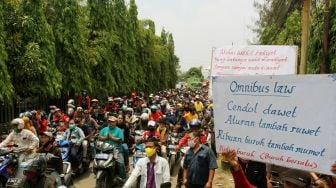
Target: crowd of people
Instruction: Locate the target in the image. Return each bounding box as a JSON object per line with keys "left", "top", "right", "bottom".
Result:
{"left": 1, "top": 88, "right": 336, "bottom": 188}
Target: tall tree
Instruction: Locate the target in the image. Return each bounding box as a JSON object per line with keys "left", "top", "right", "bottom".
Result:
{"left": 48, "top": 0, "right": 92, "bottom": 95}
{"left": 87, "top": 0, "right": 117, "bottom": 97}
{"left": 0, "top": 1, "right": 14, "bottom": 102}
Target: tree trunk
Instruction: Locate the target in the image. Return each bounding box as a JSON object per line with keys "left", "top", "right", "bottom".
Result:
{"left": 320, "top": 0, "right": 330, "bottom": 73}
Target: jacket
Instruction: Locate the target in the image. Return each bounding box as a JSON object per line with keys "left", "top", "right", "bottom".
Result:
{"left": 63, "top": 127, "right": 85, "bottom": 145}
{"left": 123, "top": 155, "right": 170, "bottom": 188}
{"left": 0, "top": 129, "right": 39, "bottom": 150}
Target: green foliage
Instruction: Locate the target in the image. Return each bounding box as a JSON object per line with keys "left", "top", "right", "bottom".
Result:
{"left": 0, "top": 1, "right": 14, "bottom": 102}
{"left": 179, "top": 67, "right": 204, "bottom": 82}
{"left": 254, "top": 0, "right": 336, "bottom": 74}
{"left": 1, "top": 0, "right": 179, "bottom": 101}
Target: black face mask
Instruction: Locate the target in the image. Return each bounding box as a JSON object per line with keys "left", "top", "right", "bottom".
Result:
{"left": 149, "top": 127, "right": 155, "bottom": 132}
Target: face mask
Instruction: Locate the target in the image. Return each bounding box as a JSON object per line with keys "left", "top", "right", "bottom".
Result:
{"left": 13, "top": 128, "right": 20, "bottom": 133}
{"left": 18, "top": 123, "right": 24, "bottom": 130}
{"left": 108, "top": 124, "right": 115, "bottom": 129}
{"left": 145, "top": 147, "right": 156, "bottom": 157}
{"left": 69, "top": 124, "right": 76, "bottom": 130}
{"left": 188, "top": 139, "right": 196, "bottom": 148}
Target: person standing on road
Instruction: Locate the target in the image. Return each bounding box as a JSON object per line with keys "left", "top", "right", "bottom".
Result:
{"left": 123, "top": 137, "right": 170, "bottom": 188}
{"left": 183, "top": 131, "right": 217, "bottom": 188}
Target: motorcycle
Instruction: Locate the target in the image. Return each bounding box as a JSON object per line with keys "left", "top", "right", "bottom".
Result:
{"left": 132, "top": 141, "right": 146, "bottom": 168}
{"left": 57, "top": 137, "right": 89, "bottom": 175}
{"left": 6, "top": 151, "right": 38, "bottom": 188}
{"left": 93, "top": 141, "right": 119, "bottom": 188}
{"left": 0, "top": 147, "right": 21, "bottom": 187}
{"left": 43, "top": 153, "right": 74, "bottom": 188}
{"left": 167, "top": 133, "right": 181, "bottom": 174}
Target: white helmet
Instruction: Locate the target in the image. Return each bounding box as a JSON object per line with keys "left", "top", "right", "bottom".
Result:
{"left": 140, "top": 113, "right": 149, "bottom": 121}
{"left": 11, "top": 118, "right": 25, "bottom": 130}
{"left": 148, "top": 120, "right": 156, "bottom": 127}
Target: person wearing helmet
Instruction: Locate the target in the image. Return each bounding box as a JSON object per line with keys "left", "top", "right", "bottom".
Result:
{"left": 0, "top": 118, "right": 39, "bottom": 154}
{"left": 78, "top": 90, "right": 91, "bottom": 110}
{"left": 36, "top": 111, "right": 48, "bottom": 133}
{"left": 125, "top": 107, "right": 138, "bottom": 127}
{"left": 149, "top": 105, "right": 163, "bottom": 121}
{"left": 38, "top": 132, "right": 63, "bottom": 187}
{"left": 38, "top": 132, "right": 63, "bottom": 174}
{"left": 63, "top": 119, "right": 86, "bottom": 169}
{"left": 22, "top": 116, "right": 37, "bottom": 136}
{"left": 184, "top": 107, "right": 198, "bottom": 124}
{"left": 90, "top": 98, "right": 99, "bottom": 111}
{"left": 143, "top": 120, "right": 160, "bottom": 141}
{"left": 20, "top": 154, "right": 57, "bottom": 188}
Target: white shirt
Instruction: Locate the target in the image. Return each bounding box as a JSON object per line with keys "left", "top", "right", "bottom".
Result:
{"left": 0, "top": 129, "right": 39, "bottom": 150}
{"left": 124, "top": 155, "right": 170, "bottom": 188}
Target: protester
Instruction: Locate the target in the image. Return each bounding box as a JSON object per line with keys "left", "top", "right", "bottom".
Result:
{"left": 183, "top": 131, "right": 218, "bottom": 188}
{"left": 123, "top": 137, "right": 170, "bottom": 188}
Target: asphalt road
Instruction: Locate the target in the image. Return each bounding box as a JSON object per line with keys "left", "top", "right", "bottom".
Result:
{"left": 74, "top": 158, "right": 234, "bottom": 188}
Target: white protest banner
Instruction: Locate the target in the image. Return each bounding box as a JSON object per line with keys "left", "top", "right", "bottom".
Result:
{"left": 211, "top": 45, "right": 297, "bottom": 76}
{"left": 213, "top": 74, "right": 336, "bottom": 175}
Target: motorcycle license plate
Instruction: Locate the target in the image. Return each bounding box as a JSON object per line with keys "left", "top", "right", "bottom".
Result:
{"left": 95, "top": 153, "right": 109, "bottom": 160}
{"left": 168, "top": 145, "right": 176, "bottom": 149}
{"left": 7, "top": 178, "right": 22, "bottom": 186}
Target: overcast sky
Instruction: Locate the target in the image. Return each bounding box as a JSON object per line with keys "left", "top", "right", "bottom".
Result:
{"left": 135, "top": 0, "right": 260, "bottom": 72}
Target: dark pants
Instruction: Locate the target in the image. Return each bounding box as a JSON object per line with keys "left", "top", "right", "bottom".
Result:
{"left": 187, "top": 183, "right": 205, "bottom": 188}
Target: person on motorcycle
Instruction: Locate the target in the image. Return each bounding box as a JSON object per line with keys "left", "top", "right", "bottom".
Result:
{"left": 0, "top": 118, "right": 39, "bottom": 154}
{"left": 78, "top": 90, "right": 91, "bottom": 110}
{"left": 98, "top": 116, "right": 126, "bottom": 180}
{"left": 20, "top": 154, "right": 57, "bottom": 188}
{"left": 143, "top": 120, "right": 160, "bottom": 141}
{"left": 125, "top": 107, "right": 138, "bottom": 127}
{"left": 157, "top": 118, "right": 168, "bottom": 158}
{"left": 36, "top": 111, "right": 48, "bottom": 133}
{"left": 38, "top": 132, "right": 63, "bottom": 186}
{"left": 123, "top": 137, "right": 170, "bottom": 188}
{"left": 90, "top": 98, "right": 99, "bottom": 111}
{"left": 149, "top": 105, "right": 163, "bottom": 121}
{"left": 22, "top": 116, "right": 37, "bottom": 136}
{"left": 117, "top": 114, "right": 130, "bottom": 172}
{"left": 62, "top": 119, "right": 85, "bottom": 169}
{"left": 80, "top": 110, "right": 99, "bottom": 162}
{"left": 184, "top": 107, "right": 198, "bottom": 124}
{"left": 91, "top": 107, "right": 105, "bottom": 126}
{"left": 194, "top": 96, "right": 204, "bottom": 113}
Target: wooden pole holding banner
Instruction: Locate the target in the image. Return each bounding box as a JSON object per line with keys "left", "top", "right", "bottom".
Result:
{"left": 299, "top": 0, "right": 311, "bottom": 74}
{"left": 208, "top": 47, "right": 216, "bottom": 99}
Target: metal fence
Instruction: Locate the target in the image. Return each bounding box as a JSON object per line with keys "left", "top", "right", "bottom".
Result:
{"left": 0, "top": 98, "right": 68, "bottom": 125}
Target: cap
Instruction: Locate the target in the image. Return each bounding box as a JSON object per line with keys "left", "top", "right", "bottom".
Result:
{"left": 92, "top": 99, "right": 98, "bottom": 102}
{"left": 107, "top": 116, "right": 117, "bottom": 122}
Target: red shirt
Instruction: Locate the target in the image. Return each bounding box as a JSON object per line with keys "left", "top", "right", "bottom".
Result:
{"left": 37, "top": 119, "right": 48, "bottom": 132}
{"left": 143, "top": 130, "right": 160, "bottom": 141}
{"left": 177, "top": 132, "right": 207, "bottom": 148}
{"left": 149, "top": 111, "right": 163, "bottom": 121}
{"left": 231, "top": 166, "right": 255, "bottom": 188}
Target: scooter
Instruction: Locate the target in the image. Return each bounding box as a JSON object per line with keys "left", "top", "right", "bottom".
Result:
{"left": 132, "top": 141, "right": 146, "bottom": 168}
{"left": 167, "top": 133, "right": 181, "bottom": 174}
{"left": 93, "top": 141, "right": 119, "bottom": 188}
{"left": 43, "top": 153, "right": 74, "bottom": 188}
{"left": 57, "top": 137, "right": 89, "bottom": 175}
{"left": 0, "top": 147, "right": 20, "bottom": 187}
{"left": 6, "top": 152, "right": 38, "bottom": 188}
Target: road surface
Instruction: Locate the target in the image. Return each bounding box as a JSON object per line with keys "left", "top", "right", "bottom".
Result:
{"left": 74, "top": 158, "right": 234, "bottom": 188}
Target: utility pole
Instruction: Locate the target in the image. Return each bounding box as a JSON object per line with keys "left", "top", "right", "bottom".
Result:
{"left": 320, "top": 0, "right": 330, "bottom": 73}
{"left": 299, "top": 0, "right": 311, "bottom": 74}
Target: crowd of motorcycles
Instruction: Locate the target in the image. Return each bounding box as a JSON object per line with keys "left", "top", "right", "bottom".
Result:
{"left": 0, "top": 89, "right": 215, "bottom": 188}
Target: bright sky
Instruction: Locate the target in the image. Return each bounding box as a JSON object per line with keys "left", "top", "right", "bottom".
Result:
{"left": 135, "top": 0, "right": 260, "bottom": 72}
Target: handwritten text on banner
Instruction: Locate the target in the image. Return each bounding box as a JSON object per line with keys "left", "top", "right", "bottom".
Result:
{"left": 211, "top": 45, "right": 297, "bottom": 76}
{"left": 213, "top": 74, "right": 336, "bottom": 175}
